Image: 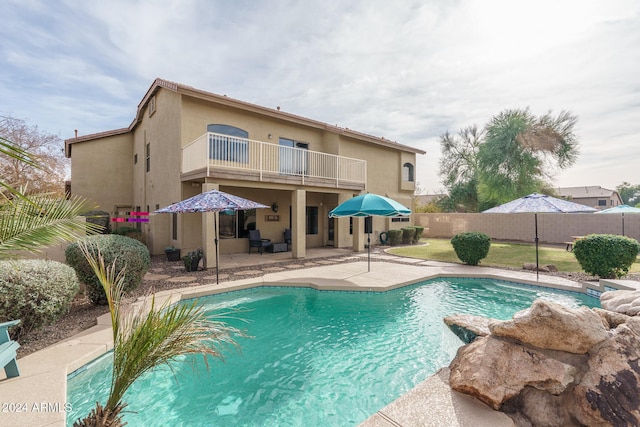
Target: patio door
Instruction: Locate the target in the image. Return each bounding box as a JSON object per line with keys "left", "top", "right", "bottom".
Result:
{"left": 279, "top": 138, "right": 308, "bottom": 175}
{"left": 326, "top": 208, "right": 335, "bottom": 246}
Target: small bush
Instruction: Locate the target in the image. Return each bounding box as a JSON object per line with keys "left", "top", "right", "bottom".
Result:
{"left": 66, "top": 235, "right": 150, "bottom": 305}
{"left": 112, "top": 226, "right": 146, "bottom": 244}
{"left": 409, "top": 226, "right": 424, "bottom": 243}
{"left": 388, "top": 229, "right": 403, "bottom": 246}
{"left": 573, "top": 234, "right": 640, "bottom": 279}
{"left": 402, "top": 228, "right": 416, "bottom": 244}
{"left": 0, "top": 260, "right": 79, "bottom": 337}
{"left": 451, "top": 232, "right": 491, "bottom": 265}
{"left": 81, "top": 210, "right": 111, "bottom": 234}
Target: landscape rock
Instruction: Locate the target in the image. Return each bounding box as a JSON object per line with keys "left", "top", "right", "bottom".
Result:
{"left": 489, "top": 299, "right": 608, "bottom": 354}
{"left": 523, "top": 263, "right": 549, "bottom": 272}
{"left": 448, "top": 300, "right": 640, "bottom": 426}
{"left": 448, "top": 335, "right": 578, "bottom": 410}
{"left": 600, "top": 289, "right": 640, "bottom": 316}
{"left": 593, "top": 307, "right": 630, "bottom": 329}
{"left": 443, "top": 314, "right": 493, "bottom": 344}
{"left": 571, "top": 321, "right": 640, "bottom": 426}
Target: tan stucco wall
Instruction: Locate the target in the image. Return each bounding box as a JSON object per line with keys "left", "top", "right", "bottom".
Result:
{"left": 415, "top": 213, "right": 640, "bottom": 243}
{"left": 69, "top": 133, "right": 133, "bottom": 212}
{"left": 69, "top": 85, "right": 422, "bottom": 256}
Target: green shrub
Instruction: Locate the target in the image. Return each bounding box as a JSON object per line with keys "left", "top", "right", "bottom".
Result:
{"left": 0, "top": 260, "right": 79, "bottom": 337}
{"left": 388, "top": 229, "right": 403, "bottom": 246}
{"left": 573, "top": 234, "right": 640, "bottom": 279}
{"left": 81, "top": 210, "right": 111, "bottom": 234}
{"left": 402, "top": 228, "right": 416, "bottom": 244}
{"left": 66, "top": 235, "right": 150, "bottom": 305}
{"left": 451, "top": 232, "right": 491, "bottom": 265}
{"left": 112, "top": 226, "right": 146, "bottom": 244}
{"left": 409, "top": 226, "right": 424, "bottom": 243}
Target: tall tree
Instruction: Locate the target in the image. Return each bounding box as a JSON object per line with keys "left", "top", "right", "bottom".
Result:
{"left": 0, "top": 115, "right": 68, "bottom": 195}
{"left": 616, "top": 182, "right": 640, "bottom": 206}
{"left": 477, "top": 108, "right": 579, "bottom": 208}
{"left": 438, "top": 125, "right": 483, "bottom": 212}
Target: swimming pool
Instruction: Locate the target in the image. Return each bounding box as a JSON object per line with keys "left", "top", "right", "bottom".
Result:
{"left": 67, "top": 278, "right": 599, "bottom": 426}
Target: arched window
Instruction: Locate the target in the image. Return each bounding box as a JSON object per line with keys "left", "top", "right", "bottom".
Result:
{"left": 207, "top": 124, "right": 249, "bottom": 163}
{"left": 402, "top": 162, "right": 414, "bottom": 182}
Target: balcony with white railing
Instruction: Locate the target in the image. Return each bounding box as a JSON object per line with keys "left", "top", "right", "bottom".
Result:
{"left": 182, "top": 132, "right": 367, "bottom": 190}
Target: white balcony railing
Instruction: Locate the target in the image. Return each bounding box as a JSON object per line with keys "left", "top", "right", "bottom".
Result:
{"left": 182, "top": 132, "right": 367, "bottom": 187}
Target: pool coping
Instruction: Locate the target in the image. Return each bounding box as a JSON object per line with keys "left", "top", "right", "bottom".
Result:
{"left": 1, "top": 260, "right": 635, "bottom": 427}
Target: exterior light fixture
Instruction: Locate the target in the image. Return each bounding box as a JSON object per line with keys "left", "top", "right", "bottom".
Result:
{"left": 271, "top": 203, "right": 279, "bottom": 213}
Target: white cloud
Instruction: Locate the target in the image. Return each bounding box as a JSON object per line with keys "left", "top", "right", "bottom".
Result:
{"left": 1, "top": 0, "right": 638, "bottom": 190}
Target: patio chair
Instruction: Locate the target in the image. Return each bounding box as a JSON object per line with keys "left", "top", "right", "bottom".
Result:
{"left": 248, "top": 230, "right": 272, "bottom": 255}
{"left": 283, "top": 229, "right": 292, "bottom": 250}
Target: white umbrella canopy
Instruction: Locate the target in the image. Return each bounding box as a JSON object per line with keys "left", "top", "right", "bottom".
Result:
{"left": 483, "top": 193, "right": 596, "bottom": 279}
{"left": 155, "top": 189, "right": 269, "bottom": 284}
{"left": 595, "top": 205, "right": 640, "bottom": 236}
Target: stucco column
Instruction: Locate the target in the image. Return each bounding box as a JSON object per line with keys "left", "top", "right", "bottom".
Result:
{"left": 353, "top": 217, "right": 365, "bottom": 252}
{"left": 335, "top": 193, "right": 352, "bottom": 249}
{"left": 202, "top": 182, "right": 219, "bottom": 269}
{"left": 292, "top": 189, "right": 306, "bottom": 259}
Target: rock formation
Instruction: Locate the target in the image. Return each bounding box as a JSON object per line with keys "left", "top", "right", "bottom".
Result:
{"left": 446, "top": 297, "right": 640, "bottom": 426}
{"left": 601, "top": 289, "right": 640, "bottom": 316}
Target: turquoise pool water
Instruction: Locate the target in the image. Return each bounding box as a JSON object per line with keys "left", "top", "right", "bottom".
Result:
{"left": 67, "top": 278, "right": 599, "bottom": 426}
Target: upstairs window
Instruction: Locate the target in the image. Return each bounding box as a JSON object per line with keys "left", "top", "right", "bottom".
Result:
{"left": 402, "top": 163, "right": 414, "bottom": 182}
{"left": 207, "top": 124, "right": 249, "bottom": 163}
{"left": 145, "top": 143, "right": 150, "bottom": 172}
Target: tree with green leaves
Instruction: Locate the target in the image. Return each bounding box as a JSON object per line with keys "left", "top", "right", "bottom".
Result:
{"left": 73, "top": 244, "right": 243, "bottom": 426}
{"left": 477, "top": 108, "right": 578, "bottom": 208}
{"left": 616, "top": 182, "right": 640, "bottom": 206}
{"left": 438, "top": 125, "right": 483, "bottom": 212}
{"left": 438, "top": 108, "right": 579, "bottom": 211}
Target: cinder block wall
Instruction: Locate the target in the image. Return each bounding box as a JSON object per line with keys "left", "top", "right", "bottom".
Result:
{"left": 415, "top": 213, "right": 640, "bottom": 244}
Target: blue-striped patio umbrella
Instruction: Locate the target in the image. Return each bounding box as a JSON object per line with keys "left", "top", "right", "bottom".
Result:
{"left": 329, "top": 193, "right": 411, "bottom": 271}
{"left": 483, "top": 193, "right": 596, "bottom": 279}
{"left": 155, "top": 189, "right": 269, "bottom": 283}
{"left": 595, "top": 204, "right": 640, "bottom": 236}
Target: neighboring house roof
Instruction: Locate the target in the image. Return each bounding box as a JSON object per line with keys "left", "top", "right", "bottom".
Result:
{"left": 555, "top": 186, "right": 620, "bottom": 199}
{"left": 65, "top": 77, "right": 426, "bottom": 157}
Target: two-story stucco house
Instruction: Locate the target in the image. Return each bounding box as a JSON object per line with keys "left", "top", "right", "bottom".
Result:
{"left": 65, "top": 78, "right": 425, "bottom": 267}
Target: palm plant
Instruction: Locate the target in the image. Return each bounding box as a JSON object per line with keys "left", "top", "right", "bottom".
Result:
{"left": 0, "top": 192, "right": 101, "bottom": 258}
{"left": 74, "top": 243, "right": 243, "bottom": 427}
{"left": 0, "top": 136, "right": 100, "bottom": 257}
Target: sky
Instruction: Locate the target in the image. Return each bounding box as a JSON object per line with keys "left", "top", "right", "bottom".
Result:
{"left": 1, "top": 0, "right": 638, "bottom": 193}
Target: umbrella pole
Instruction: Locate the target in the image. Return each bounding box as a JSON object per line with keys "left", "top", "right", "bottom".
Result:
{"left": 215, "top": 211, "right": 219, "bottom": 284}
{"left": 368, "top": 230, "right": 371, "bottom": 272}
{"left": 535, "top": 213, "right": 539, "bottom": 281}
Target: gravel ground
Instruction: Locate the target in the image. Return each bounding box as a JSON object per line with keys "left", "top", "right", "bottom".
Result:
{"left": 15, "top": 254, "right": 640, "bottom": 358}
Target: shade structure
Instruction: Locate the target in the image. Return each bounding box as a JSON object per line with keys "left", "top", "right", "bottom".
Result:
{"left": 329, "top": 193, "right": 411, "bottom": 271}
{"left": 595, "top": 204, "right": 640, "bottom": 236}
{"left": 483, "top": 193, "right": 596, "bottom": 279}
{"left": 154, "top": 189, "right": 269, "bottom": 284}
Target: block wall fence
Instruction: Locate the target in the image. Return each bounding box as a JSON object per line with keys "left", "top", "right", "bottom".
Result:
{"left": 414, "top": 213, "right": 640, "bottom": 244}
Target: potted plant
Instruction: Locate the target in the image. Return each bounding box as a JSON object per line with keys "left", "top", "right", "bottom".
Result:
{"left": 164, "top": 246, "right": 181, "bottom": 261}
{"left": 182, "top": 248, "right": 203, "bottom": 272}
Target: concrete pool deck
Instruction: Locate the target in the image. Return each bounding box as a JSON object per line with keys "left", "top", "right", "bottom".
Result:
{"left": 1, "top": 251, "right": 635, "bottom": 427}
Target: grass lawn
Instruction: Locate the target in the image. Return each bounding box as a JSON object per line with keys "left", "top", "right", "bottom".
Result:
{"left": 387, "top": 238, "right": 640, "bottom": 274}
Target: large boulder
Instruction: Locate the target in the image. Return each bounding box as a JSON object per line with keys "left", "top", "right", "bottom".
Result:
{"left": 600, "top": 289, "right": 640, "bottom": 316}
{"left": 571, "top": 317, "right": 640, "bottom": 426}
{"left": 489, "top": 299, "right": 609, "bottom": 354}
{"left": 444, "top": 314, "right": 494, "bottom": 344}
{"left": 449, "top": 335, "right": 579, "bottom": 410}
{"left": 447, "top": 300, "right": 640, "bottom": 426}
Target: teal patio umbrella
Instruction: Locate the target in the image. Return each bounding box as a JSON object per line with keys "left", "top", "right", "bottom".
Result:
{"left": 595, "top": 204, "right": 640, "bottom": 236}
{"left": 329, "top": 193, "right": 411, "bottom": 271}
